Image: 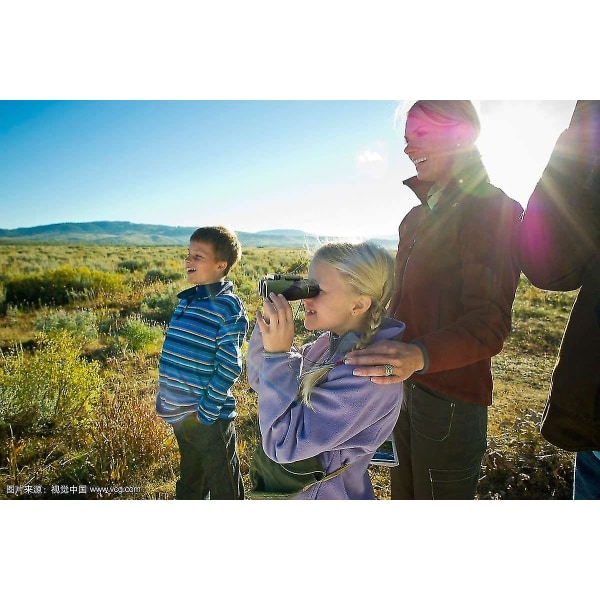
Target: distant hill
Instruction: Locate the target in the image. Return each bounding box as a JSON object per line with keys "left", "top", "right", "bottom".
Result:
{"left": 0, "top": 221, "right": 397, "bottom": 249}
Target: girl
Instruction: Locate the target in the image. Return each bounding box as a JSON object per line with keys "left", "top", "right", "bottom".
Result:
{"left": 246, "top": 242, "right": 405, "bottom": 499}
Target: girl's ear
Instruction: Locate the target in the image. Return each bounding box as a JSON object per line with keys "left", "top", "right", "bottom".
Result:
{"left": 352, "top": 295, "right": 372, "bottom": 316}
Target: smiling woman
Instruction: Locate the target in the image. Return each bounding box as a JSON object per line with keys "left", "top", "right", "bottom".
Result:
{"left": 344, "top": 100, "right": 524, "bottom": 500}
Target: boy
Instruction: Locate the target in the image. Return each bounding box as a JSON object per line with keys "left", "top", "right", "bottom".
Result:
{"left": 156, "top": 226, "right": 249, "bottom": 499}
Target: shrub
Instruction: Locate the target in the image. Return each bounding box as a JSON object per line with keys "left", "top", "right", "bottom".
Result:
{"left": 140, "top": 286, "right": 180, "bottom": 323}
{"left": 143, "top": 269, "right": 183, "bottom": 284}
{"left": 117, "top": 259, "right": 148, "bottom": 273}
{"left": 34, "top": 308, "right": 99, "bottom": 343}
{"left": 112, "top": 315, "right": 164, "bottom": 354}
{"left": 4, "top": 266, "right": 124, "bottom": 307}
{"left": 87, "top": 380, "right": 175, "bottom": 489}
{"left": 0, "top": 331, "right": 103, "bottom": 437}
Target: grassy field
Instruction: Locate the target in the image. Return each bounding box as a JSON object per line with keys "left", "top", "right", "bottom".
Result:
{"left": 0, "top": 244, "right": 576, "bottom": 500}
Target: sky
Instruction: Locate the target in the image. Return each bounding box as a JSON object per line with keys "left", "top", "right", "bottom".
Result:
{"left": 0, "top": 100, "right": 577, "bottom": 238}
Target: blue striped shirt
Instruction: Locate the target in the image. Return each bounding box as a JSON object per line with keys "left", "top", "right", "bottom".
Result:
{"left": 156, "top": 281, "right": 249, "bottom": 425}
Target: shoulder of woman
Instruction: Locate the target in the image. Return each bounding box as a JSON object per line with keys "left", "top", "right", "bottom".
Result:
{"left": 462, "top": 184, "right": 523, "bottom": 218}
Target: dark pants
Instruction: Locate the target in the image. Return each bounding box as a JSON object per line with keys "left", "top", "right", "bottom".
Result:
{"left": 391, "top": 382, "right": 488, "bottom": 500}
{"left": 574, "top": 451, "right": 600, "bottom": 500}
{"left": 172, "top": 414, "right": 244, "bottom": 500}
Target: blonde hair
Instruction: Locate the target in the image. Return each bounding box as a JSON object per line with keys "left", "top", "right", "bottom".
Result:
{"left": 395, "top": 100, "right": 481, "bottom": 146}
{"left": 298, "top": 241, "right": 395, "bottom": 406}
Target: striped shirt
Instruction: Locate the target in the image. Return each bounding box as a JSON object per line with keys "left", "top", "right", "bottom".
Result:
{"left": 156, "top": 280, "right": 249, "bottom": 425}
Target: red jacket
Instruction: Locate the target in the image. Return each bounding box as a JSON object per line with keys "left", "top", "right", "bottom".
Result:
{"left": 389, "top": 161, "right": 523, "bottom": 405}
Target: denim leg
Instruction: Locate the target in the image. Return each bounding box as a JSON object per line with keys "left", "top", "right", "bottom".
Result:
{"left": 172, "top": 415, "right": 244, "bottom": 500}
{"left": 393, "top": 382, "right": 487, "bottom": 500}
{"left": 573, "top": 451, "right": 600, "bottom": 500}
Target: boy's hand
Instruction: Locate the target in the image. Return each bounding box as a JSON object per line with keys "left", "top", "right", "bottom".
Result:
{"left": 256, "top": 293, "right": 294, "bottom": 353}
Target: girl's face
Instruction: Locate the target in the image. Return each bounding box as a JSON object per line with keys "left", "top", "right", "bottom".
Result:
{"left": 404, "top": 107, "right": 463, "bottom": 185}
{"left": 303, "top": 260, "right": 369, "bottom": 337}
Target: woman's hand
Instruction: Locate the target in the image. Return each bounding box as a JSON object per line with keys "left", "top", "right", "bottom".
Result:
{"left": 344, "top": 340, "right": 425, "bottom": 384}
{"left": 256, "top": 293, "right": 295, "bottom": 353}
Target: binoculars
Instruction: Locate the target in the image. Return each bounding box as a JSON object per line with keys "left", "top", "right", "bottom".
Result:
{"left": 258, "top": 274, "right": 320, "bottom": 301}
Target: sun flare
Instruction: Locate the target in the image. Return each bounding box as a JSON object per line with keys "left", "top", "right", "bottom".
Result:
{"left": 477, "top": 101, "right": 576, "bottom": 207}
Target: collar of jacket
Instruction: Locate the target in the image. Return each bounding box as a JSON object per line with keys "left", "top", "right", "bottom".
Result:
{"left": 327, "top": 330, "right": 361, "bottom": 357}
{"left": 177, "top": 280, "right": 231, "bottom": 301}
{"left": 327, "top": 318, "right": 402, "bottom": 357}
{"left": 403, "top": 159, "right": 491, "bottom": 207}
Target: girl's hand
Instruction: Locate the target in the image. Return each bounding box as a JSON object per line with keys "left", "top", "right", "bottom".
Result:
{"left": 256, "top": 293, "right": 295, "bottom": 353}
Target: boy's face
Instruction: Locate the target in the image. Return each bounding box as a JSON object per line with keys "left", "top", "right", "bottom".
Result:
{"left": 185, "top": 240, "right": 227, "bottom": 285}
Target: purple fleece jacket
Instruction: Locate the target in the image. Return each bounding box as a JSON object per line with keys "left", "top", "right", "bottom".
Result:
{"left": 247, "top": 318, "right": 405, "bottom": 500}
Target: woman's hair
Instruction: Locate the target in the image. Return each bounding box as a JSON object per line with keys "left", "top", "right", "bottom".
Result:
{"left": 396, "top": 100, "right": 486, "bottom": 179}
{"left": 298, "top": 241, "right": 395, "bottom": 406}
{"left": 395, "top": 100, "right": 481, "bottom": 146}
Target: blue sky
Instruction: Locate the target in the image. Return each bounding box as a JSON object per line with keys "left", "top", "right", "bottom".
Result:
{"left": 0, "top": 100, "right": 576, "bottom": 238}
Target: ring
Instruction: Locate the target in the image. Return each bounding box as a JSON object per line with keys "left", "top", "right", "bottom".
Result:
{"left": 384, "top": 364, "right": 394, "bottom": 377}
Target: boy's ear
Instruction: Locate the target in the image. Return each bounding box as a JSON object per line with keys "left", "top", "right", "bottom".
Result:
{"left": 217, "top": 261, "right": 228, "bottom": 273}
{"left": 352, "top": 295, "right": 372, "bottom": 316}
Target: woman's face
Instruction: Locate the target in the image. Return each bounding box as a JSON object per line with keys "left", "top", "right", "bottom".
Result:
{"left": 303, "top": 260, "right": 368, "bottom": 337}
{"left": 404, "top": 107, "right": 463, "bottom": 185}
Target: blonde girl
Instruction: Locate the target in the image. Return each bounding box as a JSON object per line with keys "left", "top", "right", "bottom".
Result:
{"left": 246, "top": 241, "right": 405, "bottom": 500}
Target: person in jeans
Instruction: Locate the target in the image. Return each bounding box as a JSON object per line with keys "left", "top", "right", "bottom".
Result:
{"left": 519, "top": 101, "right": 600, "bottom": 500}
{"left": 345, "top": 101, "right": 523, "bottom": 499}
{"left": 156, "top": 226, "right": 249, "bottom": 499}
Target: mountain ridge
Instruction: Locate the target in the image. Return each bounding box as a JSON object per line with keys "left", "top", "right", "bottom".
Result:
{"left": 0, "top": 221, "right": 397, "bottom": 249}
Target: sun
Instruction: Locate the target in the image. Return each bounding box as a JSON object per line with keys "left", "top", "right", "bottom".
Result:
{"left": 476, "top": 101, "right": 576, "bottom": 208}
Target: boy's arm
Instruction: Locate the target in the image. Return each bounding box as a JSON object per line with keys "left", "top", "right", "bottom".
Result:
{"left": 246, "top": 323, "right": 263, "bottom": 392}
{"left": 196, "top": 310, "right": 248, "bottom": 424}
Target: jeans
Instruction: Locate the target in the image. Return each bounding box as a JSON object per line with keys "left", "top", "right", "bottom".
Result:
{"left": 573, "top": 450, "right": 600, "bottom": 500}
{"left": 172, "top": 414, "right": 244, "bottom": 500}
{"left": 391, "top": 382, "right": 488, "bottom": 500}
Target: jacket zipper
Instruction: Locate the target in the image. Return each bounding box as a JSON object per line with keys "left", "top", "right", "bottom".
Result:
{"left": 400, "top": 212, "right": 429, "bottom": 292}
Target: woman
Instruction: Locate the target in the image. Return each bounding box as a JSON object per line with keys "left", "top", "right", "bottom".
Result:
{"left": 246, "top": 242, "right": 405, "bottom": 499}
{"left": 345, "top": 101, "right": 523, "bottom": 499}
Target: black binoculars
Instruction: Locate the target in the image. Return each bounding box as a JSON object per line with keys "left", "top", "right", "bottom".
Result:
{"left": 258, "top": 274, "right": 320, "bottom": 301}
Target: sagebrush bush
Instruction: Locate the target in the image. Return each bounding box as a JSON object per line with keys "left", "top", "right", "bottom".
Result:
{"left": 4, "top": 266, "right": 124, "bottom": 307}
{"left": 140, "top": 285, "right": 180, "bottom": 323}
{"left": 143, "top": 269, "right": 183, "bottom": 284}
{"left": 112, "top": 314, "right": 164, "bottom": 354}
{"left": 0, "top": 331, "right": 103, "bottom": 437}
{"left": 88, "top": 377, "right": 176, "bottom": 489}
{"left": 117, "top": 259, "right": 148, "bottom": 273}
{"left": 34, "top": 307, "right": 99, "bottom": 343}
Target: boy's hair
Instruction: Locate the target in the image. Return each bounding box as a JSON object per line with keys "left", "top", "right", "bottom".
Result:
{"left": 298, "top": 241, "right": 395, "bottom": 405}
{"left": 190, "top": 225, "right": 242, "bottom": 276}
